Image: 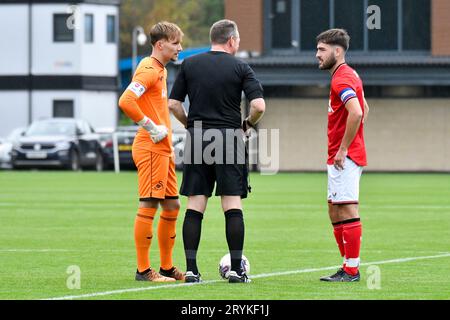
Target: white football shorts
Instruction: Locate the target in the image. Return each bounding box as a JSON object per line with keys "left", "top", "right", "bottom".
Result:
{"left": 327, "top": 157, "right": 363, "bottom": 204}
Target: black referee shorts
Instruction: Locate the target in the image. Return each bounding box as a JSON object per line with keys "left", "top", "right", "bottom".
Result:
{"left": 180, "top": 127, "right": 249, "bottom": 199}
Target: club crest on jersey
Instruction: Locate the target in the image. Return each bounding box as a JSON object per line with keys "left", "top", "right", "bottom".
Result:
{"left": 153, "top": 181, "right": 164, "bottom": 191}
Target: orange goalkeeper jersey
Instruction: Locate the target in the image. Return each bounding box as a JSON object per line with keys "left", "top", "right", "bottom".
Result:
{"left": 119, "top": 56, "right": 172, "bottom": 157}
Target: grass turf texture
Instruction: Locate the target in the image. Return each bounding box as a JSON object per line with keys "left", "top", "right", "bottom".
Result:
{"left": 0, "top": 171, "right": 449, "bottom": 300}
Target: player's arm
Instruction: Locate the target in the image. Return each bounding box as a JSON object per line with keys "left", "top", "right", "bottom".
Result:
{"left": 168, "top": 99, "right": 187, "bottom": 128}
{"left": 118, "top": 80, "right": 168, "bottom": 143}
{"left": 334, "top": 98, "right": 363, "bottom": 170}
{"left": 363, "top": 97, "right": 369, "bottom": 124}
{"left": 243, "top": 98, "right": 266, "bottom": 132}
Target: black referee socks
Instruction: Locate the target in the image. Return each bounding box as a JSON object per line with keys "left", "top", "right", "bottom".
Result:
{"left": 224, "top": 209, "right": 245, "bottom": 274}
{"left": 183, "top": 209, "right": 204, "bottom": 274}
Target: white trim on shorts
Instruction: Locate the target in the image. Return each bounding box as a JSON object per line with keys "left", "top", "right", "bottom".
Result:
{"left": 327, "top": 157, "right": 363, "bottom": 204}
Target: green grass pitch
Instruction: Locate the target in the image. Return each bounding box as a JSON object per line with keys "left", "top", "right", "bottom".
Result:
{"left": 0, "top": 171, "right": 449, "bottom": 300}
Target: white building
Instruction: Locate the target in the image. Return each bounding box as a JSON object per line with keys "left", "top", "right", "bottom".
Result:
{"left": 0, "top": 0, "right": 120, "bottom": 137}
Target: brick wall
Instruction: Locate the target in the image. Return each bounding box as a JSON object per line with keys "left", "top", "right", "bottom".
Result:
{"left": 432, "top": 0, "right": 450, "bottom": 56}
{"left": 225, "top": 0, "right": 263, "bottom": 54}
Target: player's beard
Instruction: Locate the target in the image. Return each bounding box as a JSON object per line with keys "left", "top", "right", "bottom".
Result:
{"left": 319, "top": 54, "right": 337, "bottom": 70}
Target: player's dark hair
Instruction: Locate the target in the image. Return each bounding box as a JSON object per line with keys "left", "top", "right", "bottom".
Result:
{"left": 316, "top": 28, "right": 350, "bottom": 51}
{"left": 149, "top": 21, "right": 183, "bottom": 46}
{"left": 210, "top": 19, "right": 239, "bottom": 44}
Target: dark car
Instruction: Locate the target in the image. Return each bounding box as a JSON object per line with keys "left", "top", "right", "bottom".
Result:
{"left": 100, "top": 127, "right": 186, "bottom": 170}
{"left": 100, "top": 126, "right": 138, "bottom": 170}
{"left": 11, "top": 118, "right": 104, "bottom": 171}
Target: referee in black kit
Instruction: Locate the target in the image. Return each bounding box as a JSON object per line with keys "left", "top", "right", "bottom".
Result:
{"left": 168, "top": 19, "right": 266, "bottom": 283}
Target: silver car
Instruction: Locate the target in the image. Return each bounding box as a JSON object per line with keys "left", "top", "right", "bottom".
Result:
{"left": 0, "top": 127, "right": 26, "bottom": 169}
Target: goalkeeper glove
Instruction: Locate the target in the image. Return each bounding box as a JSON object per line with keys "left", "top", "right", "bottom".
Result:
{"left": 137, "top": 116, "right": 168, "bottom": 143}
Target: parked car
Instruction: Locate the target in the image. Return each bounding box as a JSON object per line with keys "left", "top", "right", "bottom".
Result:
{"left": 99, "top": 127, "right": 186, "bottom": 170}
{"left": 0, "top": 127, "right": 26, "bottom": 169}
{"left": 100, "top": 126, "right": 138, "bottom": 170}
{"left": 11, "top": 118, "right": 104, "bottom": 171}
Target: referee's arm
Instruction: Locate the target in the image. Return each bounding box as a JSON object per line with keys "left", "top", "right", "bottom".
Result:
{"left": 245, "top": 98, "right": 265, "bottom": 128}
{"left": 168, "top": 99, "right": 188, "bottom": 128}
{"left": 242, "top": 64, "right": 265, "bottom": 129}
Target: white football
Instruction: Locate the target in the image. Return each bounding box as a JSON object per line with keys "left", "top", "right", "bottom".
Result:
{"left": 218, "top": 253, "right": 250, "bottom": 279}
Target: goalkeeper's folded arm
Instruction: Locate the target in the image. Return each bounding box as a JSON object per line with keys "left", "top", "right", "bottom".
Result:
{"left": 118, "top": 90, "right": 168, "bottom": 144}
{"left": 137, "top": 116, "right": 168, "bottom": 144}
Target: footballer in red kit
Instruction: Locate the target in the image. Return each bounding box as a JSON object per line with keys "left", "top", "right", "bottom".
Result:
{"left": 316, "top": 29, "right": 370, "bottom": 282}
{"left": 328, "top": 63, "right": 367, "bottom": 168}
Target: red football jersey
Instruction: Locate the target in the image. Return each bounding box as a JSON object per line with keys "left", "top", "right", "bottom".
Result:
{"left": 327, "top": 63, "right": 367, "bottom": 166}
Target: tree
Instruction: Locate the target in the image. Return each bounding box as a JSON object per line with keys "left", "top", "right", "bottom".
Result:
{"left": 119, "top": 0, "right": 224, "bottom": 58}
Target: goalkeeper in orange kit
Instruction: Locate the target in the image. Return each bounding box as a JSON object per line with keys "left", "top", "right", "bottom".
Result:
{"left": 118, "top": 22, "right": 187, "bottom": 282}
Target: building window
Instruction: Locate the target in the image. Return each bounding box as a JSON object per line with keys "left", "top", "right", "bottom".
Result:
{"left": 271, "top": 0, "right": 292, "bottom": 48}
{"left": 403, "top": 0, "right": 430, "bottom": 50}
{"left": 368, "top": 0, "right": 398, "bottom": 50}
{"left": 300, "top": 0, "right": 329, "bottom": 50}
{"left": 85, "top": 14, "right": 94, "bottom": 43}
{"left": 334, "top": 0, "right": 364, "bottom": 50}
{"left": 53, "top": 100, "right": 74, "bottom": 118}
{"left": 267, "top": 0, "right": 430, "bottom": 52}
{"left": 54, "top": 14, "right": 74, "bottom": 42}
{"left": 107, "top": 15, "right": 116, "bottom": 43}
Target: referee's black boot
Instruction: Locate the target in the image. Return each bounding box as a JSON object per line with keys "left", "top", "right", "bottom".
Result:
{"left": 185, "top": 271, "right": 202, "bottom": 283}
{"left": 228, "top": 271, "right": 251, "bottom": 283}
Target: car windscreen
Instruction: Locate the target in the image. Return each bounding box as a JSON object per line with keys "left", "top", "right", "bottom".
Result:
{"left": 26, "top": 122, "right": 76, "bottom": 136}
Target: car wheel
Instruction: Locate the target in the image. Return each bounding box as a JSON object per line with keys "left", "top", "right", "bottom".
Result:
{"left": 95, "top": 151, "right": 104, "bottom": 172}
{"left": 68, "top": 149, "right": 80, "bottom": 171}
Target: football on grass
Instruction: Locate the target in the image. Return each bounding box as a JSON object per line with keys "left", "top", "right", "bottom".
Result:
{"left": 218, "top": 253, "right": 250, "bottom": 279}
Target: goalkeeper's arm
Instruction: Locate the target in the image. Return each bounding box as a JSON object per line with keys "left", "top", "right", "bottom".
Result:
{"left": 118, "top": 85, "right": 168, "bottom": 143}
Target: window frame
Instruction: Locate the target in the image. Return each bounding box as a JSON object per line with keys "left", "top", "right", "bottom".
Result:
{"left": 84, "top": 13, "right": 94, "bottom": 43}
{"left": 53, "top": 13, "right": 74, "bottom": 43}
{"left": 265, "top": 0, "right": 430, "bottom": 53}
{"left": 106, "top": 15, "right": 116, "bottom": 43}
{"left": 53, "top": 100, "right": 74, "bottom": 118}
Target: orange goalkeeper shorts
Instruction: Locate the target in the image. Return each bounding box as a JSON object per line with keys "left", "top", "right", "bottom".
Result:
{"left": 132, "top": 146, "right": 179, "bottom": 201}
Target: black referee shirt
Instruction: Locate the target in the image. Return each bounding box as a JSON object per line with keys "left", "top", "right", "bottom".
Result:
{"left": 169, "top": 51, "right": 264, "bottom": 129}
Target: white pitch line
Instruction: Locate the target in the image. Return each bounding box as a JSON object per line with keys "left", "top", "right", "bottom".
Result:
{"left": 0, "top": 249, "right": 71, "bottom": 253}
{"left": 249, "top": 204, "right": 450, "bottom": 210}
{"left": 44, "top": 252, "right": 450, "bottom": 300}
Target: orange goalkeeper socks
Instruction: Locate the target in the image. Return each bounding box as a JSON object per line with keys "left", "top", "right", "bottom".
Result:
{"left": 158, "top": 209, "right": 179, "bottom": 270}
{"left": 134, "top": 207, "right": 157, "bottom": 273}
